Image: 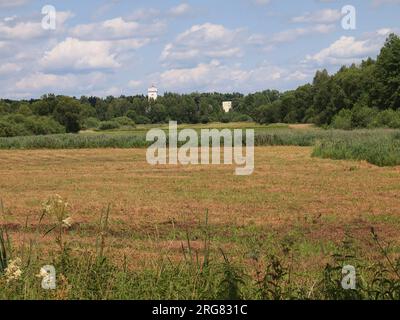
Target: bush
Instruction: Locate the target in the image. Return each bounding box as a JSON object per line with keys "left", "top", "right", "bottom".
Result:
{"left": 331, "top": 109, "right": 353, "bottom": 130}
{"left": 257, "top": 102, "right": 281, "bottom": 124}
{"left": 351, "top": 105, "right": 378, "bottom": 128}
{"left": 135, "top": 115, "right": 151, "bottom": 125}
{"left": 113, "top": 117, "right": 135, "bottom": 127}
{"left": 371, "top": 109, "right": 400, "bottom": 129}
{"left": 389, "top": 111, "right": 400, "bottom": 129}
{"left": 0, "top": 115, "right": 64, "bottom": 137}
{"left": 231, "top": 113, "right": 253, "bottom": 123}
{"left": 200, "top": 115, "right": 210, "bottom": 124}
{"left": 220, "top": 114, "right": 231, "bottom": 123}
{"left": 126, "top": 110, "right": 137, "bottom": 122}
{"left": 98, "top": 121, "right": 120, "bottom": 131}
{"left": 331, "top": 108, "right": 400, "bottom": 130}
{"left": 0, "top": 121, "right": 29, "bottom": 137}
{"left": 25, "top": 117, "right": 65, "bottom": 135}
{"left": 82, "top": 117, "right": 100, "bottom": 130}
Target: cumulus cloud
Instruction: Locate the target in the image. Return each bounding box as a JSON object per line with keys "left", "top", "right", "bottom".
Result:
{"left": 14, "top": 72, "right": 107, "bottom": 94}
{"left": 304, "top": 29, "right": 392, "bottom": 66}
{"left": 40, "top": 37, "right": 149, "bottom": 72}
{"left": 0, "top": 62, "right": 21, "bottom": 75}
{"left": 40, "top": 38, "right": 120, "bottom": 71}
{"left": 70, "top": 17, "right": 164, "bottom": 41}
{"left": 161, "top": 23, "right": 244, "bottom": 65}
{"left": 155, "top": 59, "right": 305, "bottom": 92}
{"left": 0, "top": 11, "right": 73, "bottom": 40}
{"left": 248, "top": 24, "right": 335, "bottom": 51}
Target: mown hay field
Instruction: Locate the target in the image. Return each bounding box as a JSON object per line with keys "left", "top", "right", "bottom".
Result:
{"left": 1, "top": 146, "right": 399, "bottom": 274}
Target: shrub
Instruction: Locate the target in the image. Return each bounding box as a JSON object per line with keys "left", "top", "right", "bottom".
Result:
{"left": 113, "top": 116, "right": 135, "bottom": 127}
{"left": 231, "top": 113, "right": 253, "bottom": 123}
{"left": 331, "top": 109, "right": 353, "bottom": 130}
{"left": 257, "top": 102, "right": 281, "bottom": 124}
{"left": 0, "top": 120, "right": 29, "bottom": 137}
{"left": 25, "top": 116, "right": 65, "bottom": 135}
{"left": 389, "top": 111, "right": 400, "bottom": 129}
{"left": 82, "top": 117, "right": 100, "bottom": 130}
{"left": 351, "top": 105, "right": 378, "bottom": 128}
{"left": 200, "top": 115, "right": 210, "bottom": 124}
{"left": 371, "top": 109, "right": 396, "bottom": 128}
{"left": 135, "top": 115, "right": 151, "bottom": 125}
{"left": 371, "top": 109, "right": 400, "bottom": 129}
{"left": 220, "top": 114, "right": 231, "bottom": 123}
{"left": 98, "top": 121, "right": 120, "bottom": 131}
{"left": 0, "top": 115, "right": 64, "bottom": 137}
{"left": 126, "top": 110, "right": 137, "bottom": 121}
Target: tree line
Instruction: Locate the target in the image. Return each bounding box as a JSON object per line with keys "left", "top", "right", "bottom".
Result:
{"left": 0, "top": 33, "right": 399, "bottom": 137}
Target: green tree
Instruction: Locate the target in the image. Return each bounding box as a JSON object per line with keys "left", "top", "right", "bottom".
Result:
{"left": 371, "top": 33, "right": 400, "bottom": 110}
{"left": 149, "top": 103, "right": 167, "bottom": 123}
{"left": 53, "top": 97, "right": 83, "bottom": 133}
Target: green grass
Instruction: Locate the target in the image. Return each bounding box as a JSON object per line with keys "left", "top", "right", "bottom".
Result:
{"left": 1, "top": 212, "right": 400, "bottom": 300}
{"left": 0, "top": 122, "right": 399, "bottom": 167}
{"left": 0, "top": 133, "right": 150, "bottom": 149}
{"left": 312, "top": 131, "right": 400, "bottom": 167}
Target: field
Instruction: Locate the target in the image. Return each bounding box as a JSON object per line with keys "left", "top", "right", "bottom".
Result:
{"left": 1, "top": 134, "right": 400, "bottom": 299}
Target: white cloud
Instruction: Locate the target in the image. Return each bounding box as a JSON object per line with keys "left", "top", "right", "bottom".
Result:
{"left": 0, "top": 21, "right": 45, "bottom": 40}
{"left": 161, "top": 23, "right": 243, "bottom": 65}
{"left": 271, "top": 24, "right": 335, "bottom": 43}
{"left": 292, "top": 9, "right": 342, "bottom": 24}
{"left": 306, "top": 36, "right": 383, "bottom": 65}
{"left": 168, "top": 3, "right": 192, "bottom": 16}
{"left": 127, "top": 8, "right": 161, "bottom": 21}
{"left": 70, "top": 17, "right": 164, "bottom": 41}
{"left": 249, "top": 24, "right": 335, "bottom": 51}
{"left": 4, "top": 16, "right": 17, "bottom": 22}
{"left": 0, "top": 11, "right": 73, "bottom": 40}
{"left": 0, "top": 62, "right": 21, "bottom": 75}
{"left": 128, "top": 80, "right": 143, "bottom": 88}
{"left": 40, "top": 38, "right": 120, "bottom": 71}
{"left": 14, "top": 72, "right": 107, "bottom": 94}
{"left": 156, "top": 59, "right": 305, "bottom": 92}
{"left": 40, "top": 37, "right": 149, "bottom": 72}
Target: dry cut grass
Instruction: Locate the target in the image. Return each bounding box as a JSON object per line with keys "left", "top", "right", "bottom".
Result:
{"left": 0, "top": 147, "right": 399, "bottom": 270}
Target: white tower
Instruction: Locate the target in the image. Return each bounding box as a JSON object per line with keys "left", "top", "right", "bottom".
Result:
{"left": 222, "top": 101, "right": 232, "bottom": 113}
{"left": 148, "top": 85, "right": 158, "bottom": 101}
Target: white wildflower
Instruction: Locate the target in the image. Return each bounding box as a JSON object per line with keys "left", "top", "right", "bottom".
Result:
{"left": 36, "top": 267, "right": 48, "bottom": 278}
{"left": 4, "top": 258, "right": 23, "bottom": 283}
{"left": 62, "top": 217, "right": 73, "bottom": 229}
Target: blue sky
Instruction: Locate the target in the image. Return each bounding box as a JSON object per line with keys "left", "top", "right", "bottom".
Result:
{"left": 0, "top": 0, "right": 399, "bottom": 98}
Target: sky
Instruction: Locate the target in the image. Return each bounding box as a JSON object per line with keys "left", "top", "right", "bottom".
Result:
{"left": 0, "top": 0, "right": 399, "bottom": 99}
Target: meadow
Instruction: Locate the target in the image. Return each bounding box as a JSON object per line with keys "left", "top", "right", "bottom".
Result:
{"left": 0, "top": 136, "right": 399, "bottom": 299}
{"left": 0, "top": 123, "right": 399, "bottom": 167}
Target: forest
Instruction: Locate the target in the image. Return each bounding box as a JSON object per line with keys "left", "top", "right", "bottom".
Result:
{"left": 0, "top": 33, "right": 399, "bottom": 137}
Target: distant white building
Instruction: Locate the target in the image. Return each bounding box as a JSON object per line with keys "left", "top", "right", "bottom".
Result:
{"left": 148, "top": 85, "right": 158, "bottom": 101}
{"left": 222, "top": 101, "right": 232, "bottom": 113}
